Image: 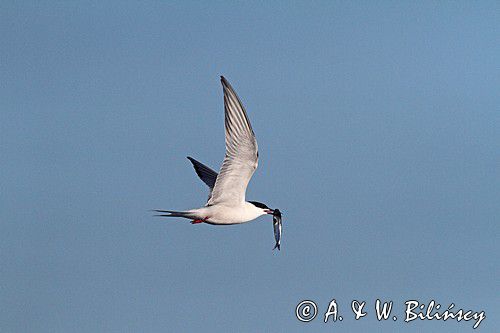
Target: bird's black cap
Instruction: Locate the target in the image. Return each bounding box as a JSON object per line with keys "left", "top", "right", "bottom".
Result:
{"left": 249, "top": 201, "right": 269, "bottom": 209}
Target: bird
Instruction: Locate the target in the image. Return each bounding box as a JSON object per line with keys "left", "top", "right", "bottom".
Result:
{"left": 154, "top": 76, "right": 279, "bottom": 229}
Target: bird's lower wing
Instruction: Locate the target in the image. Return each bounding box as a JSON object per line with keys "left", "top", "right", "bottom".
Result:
{"left": 207, "top": 154, "right": 256, "bottom": 205}
{"left": 187, "top": 156, "right": 218, "bottom": 189}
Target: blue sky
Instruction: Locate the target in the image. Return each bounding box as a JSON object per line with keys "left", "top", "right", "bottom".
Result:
{"left": 1, "top": 1, "right": 498, "bottom": 332}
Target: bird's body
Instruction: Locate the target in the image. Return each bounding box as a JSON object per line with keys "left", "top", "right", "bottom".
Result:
{"left": 155, "top": 76, "right": 282, "bottom": 248}
{"left": 166, "top": 202, "right": 268, "bottom": 225}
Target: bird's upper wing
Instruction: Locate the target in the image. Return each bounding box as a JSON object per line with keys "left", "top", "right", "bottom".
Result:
{"left": 187, "top": 157, "right": 218, "bottom": 200}
{"left": 207, "top": 76, "right": 258, "bottom": 206}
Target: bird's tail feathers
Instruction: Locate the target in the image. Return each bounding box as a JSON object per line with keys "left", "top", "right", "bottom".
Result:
{"left": 153, "top": 210, "right": 194, "bottom": 218}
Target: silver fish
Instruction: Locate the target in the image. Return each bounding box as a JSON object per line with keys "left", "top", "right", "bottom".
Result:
{"left": 272, "top": 209, "right": 282, "bottom": 251}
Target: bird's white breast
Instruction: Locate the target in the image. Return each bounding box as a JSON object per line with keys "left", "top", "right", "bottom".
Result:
{"left": 198, "top": 202, "right": 265, "bottom": 225}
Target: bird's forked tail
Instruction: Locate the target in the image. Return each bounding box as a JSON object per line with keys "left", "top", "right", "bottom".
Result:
{"left": 153, "top": 210, "right": 194, "bottom": 219}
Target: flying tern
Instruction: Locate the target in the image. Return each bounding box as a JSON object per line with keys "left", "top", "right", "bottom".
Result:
{"left": 155, "top": 76, "right": 282, "bottom": 249}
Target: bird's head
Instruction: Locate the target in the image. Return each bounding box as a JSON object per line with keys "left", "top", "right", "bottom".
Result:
{"left": 249, "top": 201, "right": 283, "bottom": 250}
{"left": 249, "top": 201, "right": 275, "bottom": 215}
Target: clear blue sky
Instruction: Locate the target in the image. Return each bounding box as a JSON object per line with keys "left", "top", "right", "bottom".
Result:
{"left": 1, "top": 1, "right": 498, "bottom": 332}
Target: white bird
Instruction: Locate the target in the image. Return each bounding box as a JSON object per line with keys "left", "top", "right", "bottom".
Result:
{"left": 155, "top": 76, "right": 281, "bottom": 248}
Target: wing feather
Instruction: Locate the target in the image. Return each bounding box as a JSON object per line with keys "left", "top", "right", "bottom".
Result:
{"left": 187, "top": 156, "right": 218, "bottom": 189}
{"left": 207, "top": 76, "right": 258, "bottom": 206}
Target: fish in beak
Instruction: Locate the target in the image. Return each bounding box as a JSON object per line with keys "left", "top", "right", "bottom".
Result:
{"left": 272, "top": 209, "right": 282, "bottom": 251}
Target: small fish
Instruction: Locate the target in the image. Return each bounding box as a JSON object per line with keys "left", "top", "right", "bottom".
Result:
{"left": 272, "top": 209, "right": 282, "bottom": 251}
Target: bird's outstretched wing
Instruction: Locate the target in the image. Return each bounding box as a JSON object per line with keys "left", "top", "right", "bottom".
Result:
{"left": 187, "top": 156, "right": 218, "bottom": 200}
{"left": 207, "top": 76, "right": 258, "bottom": 206}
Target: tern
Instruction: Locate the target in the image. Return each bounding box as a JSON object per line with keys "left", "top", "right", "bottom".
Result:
{"left": 155, "top": 76, "right": 282, "bottom": 248}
